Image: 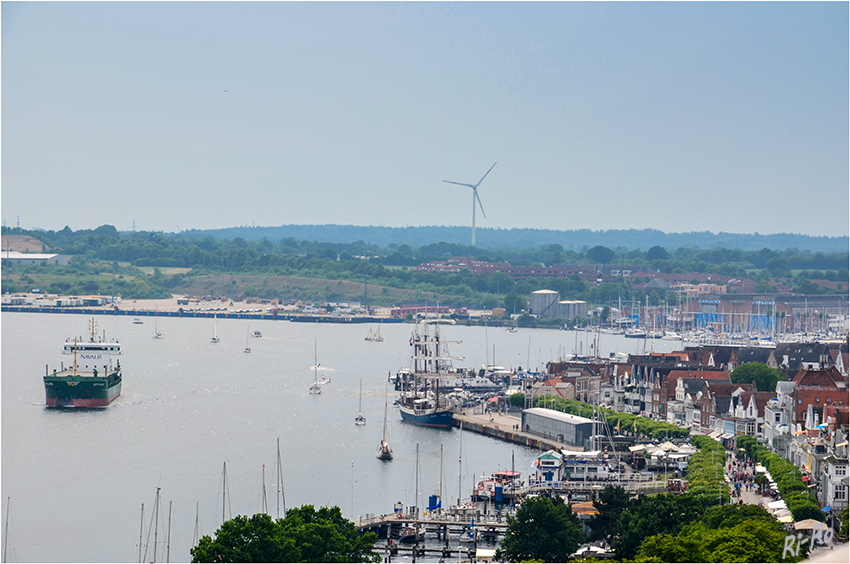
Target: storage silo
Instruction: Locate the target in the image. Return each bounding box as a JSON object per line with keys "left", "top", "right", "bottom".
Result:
{"left": 530, "top": 289, "right": 560, "bottom": 318}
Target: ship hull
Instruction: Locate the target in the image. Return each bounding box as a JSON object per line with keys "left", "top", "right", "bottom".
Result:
{"left": 398, "top": 405, "right": 454, "bottom": 428}
{"left": 44, "top": 372, "right": 122, "bottom": 407}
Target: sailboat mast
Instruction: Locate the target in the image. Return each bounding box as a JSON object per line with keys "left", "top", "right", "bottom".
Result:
{"left": 166, "top": 501, "right": 172, "bottom": 564}
{"left": 153, "top": 487, "right": 160, "bottom": 564}
{"left": 439, "top": 444, "right": 443, "bottom": 514}
{"left": 193, "top": 503, "right": 199, "bottom": 547}
{"left": 277, "top": 438, "right": 286, "bottom": 518}
{"left": 414, "top": 444, "right": 420, "bottom": 549}
{"left": 262, "top": 465, "right": 268, "bottom": 515}
{"left": 4, "top": 497, "right": 9, "bottom": 564}
{"left": 138, "top": 503, "right": 144, "bottom": 564}
{"left": 458, "top": 421, "right": 463, "bottom": 506}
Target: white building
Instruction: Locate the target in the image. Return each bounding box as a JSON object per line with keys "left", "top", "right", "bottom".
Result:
{"left": 0, "top": 251, "right": 70, "bottom": 265}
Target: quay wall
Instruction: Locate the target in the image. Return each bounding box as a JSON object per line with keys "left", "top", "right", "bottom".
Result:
{"left": 0, "top": 305, "right": 403, "bottom": 324}
{"left": 452, "top": 413, "right": 565, "bottom": 452}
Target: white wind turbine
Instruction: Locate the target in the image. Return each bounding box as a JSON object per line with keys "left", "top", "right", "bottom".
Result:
{"left": 442, "top": 162, "right": 496, "bottom": 247}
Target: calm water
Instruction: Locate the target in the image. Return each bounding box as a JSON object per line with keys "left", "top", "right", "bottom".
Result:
{"left": 1, "top": 312, "right": 677, "bottom": 562}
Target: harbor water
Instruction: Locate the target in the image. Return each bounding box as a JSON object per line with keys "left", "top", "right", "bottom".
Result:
{"left": 1, "top": 312, "right": 678, "bottom": 562}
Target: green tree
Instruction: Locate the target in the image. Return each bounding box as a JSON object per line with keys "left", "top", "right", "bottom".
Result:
{"left": 190, "top": 506, "right": 380, "bottom": 563}
{"left": 730, "top": 362, "right": 783, "bottom": 392}
{"left": 503, "top": 291, "right": 526, "bottom": 314}
{"left": 635, "top": 520, "right": 806, "bottom": 563}
{"left": 646, "top": 245, "right": 669, "bottom": 261}
{"left": 495, "top": 495, "right": 585, "bottom": 562}
{"left": 614, "top": 493, "right": 703, "bottom": 561}
{"left": 587, "top": 485, "right": 632, "bottom": 541}
{"left": 586, "top": 245, "right": 616, "bottom": 264}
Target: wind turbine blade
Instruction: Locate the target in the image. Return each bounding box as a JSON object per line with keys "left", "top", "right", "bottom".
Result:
{"left": 474, "top": 162, "right": 497, "bottom": 187}
{"left": 442, "top": 180, "right": 476, "bottom": 188}
{"left": 475, "top": 189, "right": 487, "bottom": 219}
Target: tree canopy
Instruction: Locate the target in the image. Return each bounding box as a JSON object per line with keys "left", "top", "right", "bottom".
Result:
{"left": 613, "top": 493, "right": 704, "bottom": 561}
{"left": 730, "top": 362, "right": 784, "bottom": 392}
{"left": 634, "top": 505, "right": 807, "bottom": 563}
{"left": 190, "top": 506, "right": 380, "bottom": 563}
{"left": 495, "top": 495, "right": 585, "bottom": 562}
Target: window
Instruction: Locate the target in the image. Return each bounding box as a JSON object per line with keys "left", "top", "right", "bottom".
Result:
{"left": 835, "top": 484, "right": 846, "bottom": 501}
{"left": 816, "top": 397, "right": 820, "bottom": 403}
{"left": 836, "top": 466, "right": 847, "bottom": 477}
{"left": 798, "top": 399, "right": 802, "bottom": 404}
{"left": 775, "top": 413, "right": 781, "bottom": 423}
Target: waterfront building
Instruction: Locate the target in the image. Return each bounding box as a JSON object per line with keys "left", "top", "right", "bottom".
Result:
{"left": 521, "top": 408, "right": 594, "bottom": 448}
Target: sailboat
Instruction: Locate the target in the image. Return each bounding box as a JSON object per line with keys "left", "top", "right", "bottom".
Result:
{"left": 244, "top": 325, "right": 251, "bottom": 353}
{"left": 376, "top": 382, "right": 393, "bottom": 460}
{"left": 309, "top": 339, "right": 322, "bottom": 394}
{"left": 396, "top": 322, "right": 460, "bottom": 428}
{"left": 365, "top": 324, "right": 384, "bottom": 342}
{"left": 210, "top": 315, "right": 220, "bottom": 343}
{"left": 153, "top": 308, "right": 164, "bottom": 339}
{"left": 355, "top": 379, "right": 366, "bottom": 425}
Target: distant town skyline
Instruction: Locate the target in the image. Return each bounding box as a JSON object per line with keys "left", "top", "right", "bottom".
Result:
{"left": 2, "top": 2, "right": 848, "bottom": 237}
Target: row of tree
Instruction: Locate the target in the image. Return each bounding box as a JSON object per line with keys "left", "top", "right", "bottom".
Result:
{"left": 736, "top": 434, "right": 825, "bottom": 522}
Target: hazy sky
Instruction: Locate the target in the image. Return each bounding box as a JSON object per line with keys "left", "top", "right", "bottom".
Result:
{"left": 2, "top": 2, "right": 848, "bottom": 237}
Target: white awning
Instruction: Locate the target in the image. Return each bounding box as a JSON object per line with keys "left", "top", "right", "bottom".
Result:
{"left": 767, "top": 500, "right": 787, "bottom": 509}
{"left": 721, "top": 433, "right": 735, "bottom": 440}
{"left": 708, "top": 431, "right": 722, "bottom": 439}
{"left": 628, "top": 445, "right": 646, "bottom": 452}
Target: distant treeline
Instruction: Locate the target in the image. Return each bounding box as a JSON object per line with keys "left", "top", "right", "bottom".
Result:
{"left": 2, "top": 224, "right": 846, "bottom": 304}
{"left": 181, "top": 224, "right": 849, "bottom": 253}
{"left": 9, "top": 224, "right": 848, "bottom": 275}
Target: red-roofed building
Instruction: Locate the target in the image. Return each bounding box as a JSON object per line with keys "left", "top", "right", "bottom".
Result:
{"left": 791, "top": 367, "right": 847, "bottom": 429}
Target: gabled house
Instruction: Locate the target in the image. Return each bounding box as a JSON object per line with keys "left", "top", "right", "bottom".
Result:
{"left": 764, "top": 380, "right": 798, "bottom": 456}
{"left": 790, "top": 366, "right": 848, "bottom": 429}
{"left": 652, "top": 368, "right": 729, "bottom": 421}
{"left": 828, "top": 345, "right": 849, "bottom": 376}
{"left": 700, "top": 381, "right": 755, "bottom": 433}
{"left": 736, "top": 347, "right": 776, "bottom": 368}
{"left": 774, "top": 342, "right": 832, "bottom": 375}
{"left": 724, "top": 390, "right": 774, "bottom": 439}
{"left": 533, "top": 378, "right": 576, "bottom": 401}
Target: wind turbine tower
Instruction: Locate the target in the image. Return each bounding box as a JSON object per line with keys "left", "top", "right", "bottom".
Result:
{"left": 443, "top": 162, "right": 496, "bottom": 246}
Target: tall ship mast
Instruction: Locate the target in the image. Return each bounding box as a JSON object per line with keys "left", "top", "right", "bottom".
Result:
{"left": 44, "top": 318, "right": 122, "bottom": 407}
{"left": 397, "top": 322, "right": 462, "bottom": 428}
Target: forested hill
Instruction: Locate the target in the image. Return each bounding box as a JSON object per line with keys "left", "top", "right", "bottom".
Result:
{"left": 180, "top": 225, "right": 848, "bottom": 253}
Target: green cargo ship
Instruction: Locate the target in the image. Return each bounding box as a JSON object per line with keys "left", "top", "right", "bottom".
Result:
{"left": 44, "top": 319, "right": 122, "bottom": 407}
